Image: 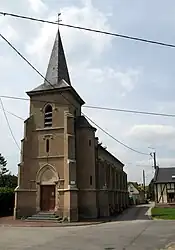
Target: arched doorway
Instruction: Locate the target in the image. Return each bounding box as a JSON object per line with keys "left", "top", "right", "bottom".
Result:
{"left": 36, "top": 164, "right": 59, "bottom": 212}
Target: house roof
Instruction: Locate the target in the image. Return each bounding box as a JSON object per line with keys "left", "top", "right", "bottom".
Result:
{"left": 154, "top": 167, "right": 175, "bottom": 183}
{"left": 128, "top": 182, "right": 139, "bottom": 190}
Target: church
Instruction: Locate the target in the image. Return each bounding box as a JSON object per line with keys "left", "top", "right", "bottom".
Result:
{"left": 14, "top": 28, "right": 128, "bottom": 222}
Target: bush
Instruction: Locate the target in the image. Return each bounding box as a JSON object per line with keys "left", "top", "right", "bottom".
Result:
{"left": 0, "top": 187, "right": 15, "bottom": 217}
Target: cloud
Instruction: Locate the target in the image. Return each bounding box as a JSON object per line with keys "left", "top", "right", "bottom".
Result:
{"left": 25, "top": 0, "right": 140, "bottom": 104}
{"left": 157, "top": 158, "right": 175, "bottom": 167}
{"left": 25, "top": 0, "right": 112, "bottom": 64}
{"left": 25, "top": 15, "right": 57, "bottom": 64}
{"left": 71, "top": 63, "right": 140, "bottom": 103}
{"left": 59, "top": 0, "right": 112, "bottom": 55}
{"left": 0, "top": 18, "right": 19, "bottom": 42}
{"left": 27, "top": 0, "right": 47, "bottom": 13}
{"left": 128, "top": 124, "right": 175, "bottom": 141}
{"left": 110, "top": 68, "right": 140, "bottom": 93}
{"left": 2, "top": 0, "right": 175, "bottom": 186}
{"left": 137, "top": 157, "right": 175, "bottom": 168}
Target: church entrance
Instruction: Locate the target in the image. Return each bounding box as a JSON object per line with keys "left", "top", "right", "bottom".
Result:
{"left": 40, "top": 185, "right": 55, "bottom": 211}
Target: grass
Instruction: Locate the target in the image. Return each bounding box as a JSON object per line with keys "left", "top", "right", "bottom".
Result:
{"left": 151, "top": 207, "right": 175, "bottom": 220}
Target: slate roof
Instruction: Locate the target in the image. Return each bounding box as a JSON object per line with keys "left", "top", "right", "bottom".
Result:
{"left": 29, "top": 28, "right": 71, "bottom": 92}
{"left": 98, "top": 144, "right": 124, "bottom": 167}
{"left": 154, "top": 167, "right": 175, "bottom": 183}
{"left": 30, "top": 79, "right": 70, "bottom": 92}
{"left": 27, "top": 29, "right": 85, "bottom": 105}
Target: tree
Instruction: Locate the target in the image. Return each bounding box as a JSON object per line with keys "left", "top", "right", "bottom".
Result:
{"left": 0, "top": 174, "right": 18, "bottom": 189}
{"left": 0, "top": 153, "right": 9, "bottom": 187}
{"left": 0, "top": 153, "right": 8, "bottom": 174}
{"left": 0, "top": 153, "right": 17, "bottom": 188}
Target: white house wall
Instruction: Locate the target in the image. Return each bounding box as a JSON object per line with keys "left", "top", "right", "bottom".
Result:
{"left": 128, "top": 184, "right": 139, "bottom": 195}
{"left": 156, "top": 184, "right": 167, "bottom": 203}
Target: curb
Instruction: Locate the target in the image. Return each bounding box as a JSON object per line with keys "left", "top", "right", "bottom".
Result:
{"left": 0, "top": 211, "right": 128, "bottom": 228}
{"left": 0, "top": 219, "right": 111, "bottom": 228}
{"left": 0, "top": 222, "right": 107, "bottom": 228}
{"left": 145, "top": 205, "right": 154, "bottom": 220}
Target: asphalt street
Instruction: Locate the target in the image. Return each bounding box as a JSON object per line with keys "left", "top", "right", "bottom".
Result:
{"left": 0, "top": 205, "right": 175, "bottom": 250}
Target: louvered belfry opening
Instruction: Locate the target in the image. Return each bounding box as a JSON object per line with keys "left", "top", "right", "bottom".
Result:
{"left": 44, "top": 104, "right": 52, "bottom": 127}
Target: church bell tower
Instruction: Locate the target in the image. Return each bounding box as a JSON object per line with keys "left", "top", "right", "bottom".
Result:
{"left": 14, "top": 27, "right": 84, "bottom": 222}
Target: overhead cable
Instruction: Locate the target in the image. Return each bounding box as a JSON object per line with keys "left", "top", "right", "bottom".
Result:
{"left": 0, "top": 32, "right": 149, "bottom": 156}
{"left": 0, "top": 11, "right": 175, "bottom": 48}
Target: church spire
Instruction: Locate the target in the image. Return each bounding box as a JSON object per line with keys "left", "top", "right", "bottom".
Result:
{"left": 44, "top": 27, "right": 71, "bottom": 86}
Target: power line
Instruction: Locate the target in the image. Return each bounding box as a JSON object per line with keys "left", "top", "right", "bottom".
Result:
{"left": 0, "top": 98, "right": 20, "bottom": 149}
{"left": 0, "top": 103, "right": 67, "bottom": 162}
{"left": 0, "top": 104, "right": 70, "bottom": 155}
{"left": 0, "top": 107, "right": 24, "bottom": 120}
{"left": 1, "top": 94, "right": 175, "bottom": 118}
{"left": 83, "top": 114, "right": 148, "bottom": 155}
{"left": 0, "top": 11, "right": 175, "bottom": 49}
{"left": 84, "top": 105, "right": 175, "bottom": 118}
{"left": 0, "top": 33, "right": 55, "bottom": 89}
{"left": 0, "top": 33, "right": 149, "bottom": 156}
{"left": 1, "top": 103, "right": 149, "bottom": 156}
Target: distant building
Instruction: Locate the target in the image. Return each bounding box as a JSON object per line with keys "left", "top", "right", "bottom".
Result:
{"left": 154, "top": 167, "right": 175, "bottom": 207}
{"left": 14, "top": 28, "right": 128, "bottom": 222}
{"left": 128, "top": 182, "right": 145, "bottom": 205}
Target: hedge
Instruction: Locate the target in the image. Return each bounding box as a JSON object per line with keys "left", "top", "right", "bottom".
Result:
{"left": 0, "top": 187, "right": 15, "bottom": 217}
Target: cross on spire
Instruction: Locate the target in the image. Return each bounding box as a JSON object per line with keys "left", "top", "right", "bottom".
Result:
{"left": 43, "top": 13, "right": 71, "bottom": 87}
{"left": 28, "top": 14, "right": 72, "bottom": 93}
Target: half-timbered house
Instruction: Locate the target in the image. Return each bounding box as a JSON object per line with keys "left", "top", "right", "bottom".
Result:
{"left": 154, "top": 167, "right": 175, "bottom": 207}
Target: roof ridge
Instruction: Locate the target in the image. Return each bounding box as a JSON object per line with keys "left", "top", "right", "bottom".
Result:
{"left": 154, "top": 167, "right": 175, "bottom": 183}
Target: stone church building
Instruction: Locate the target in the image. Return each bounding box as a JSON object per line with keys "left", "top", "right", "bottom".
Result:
{"left": 14, "top": 28, "right": 128, "bottom": 221}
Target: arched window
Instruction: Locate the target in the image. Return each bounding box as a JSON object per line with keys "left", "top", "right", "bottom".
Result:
{"left": 44, "top": 104, "right": 52, "bottom": 127}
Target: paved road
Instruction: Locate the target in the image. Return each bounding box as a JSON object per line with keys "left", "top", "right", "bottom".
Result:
{"left": 117, "top": 203, "right": 152, "bottom": 221}
{"left": 0, "top": 205, "right": 175, "bottom": 250}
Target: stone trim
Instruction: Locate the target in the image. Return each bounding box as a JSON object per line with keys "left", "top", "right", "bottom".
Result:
{"left": 36, "top": 155, "right": 64, "bottom": 159}
{"left": 43, "top": 134, "right": 54, "bottom": 140}
{"left": 79, "top": 189, "right": 98, "bottom": 191}
{"left": 78, "top": 188, "right": 128, "bottom": 192}
{"left": 67, "top": 159, "right": 76, "bottom": 163}
{"left": 65, "top": 111, "right": 74, "bottom": 118}
{"left": 36, "top": 164, "right": 59, "bottom": 183}
{"left": 67, "top": 134, "right": 75, "bottom": 137}
{"left": 15, "top": 189, "right": 37, "bottom": 192}
{"left": 35, "top": 127, "right": 64, "bottom": 131}
{"left": 58, "top": 188, "right": 79, "bottom": 191}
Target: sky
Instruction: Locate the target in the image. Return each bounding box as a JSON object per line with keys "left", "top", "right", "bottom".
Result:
{"left": 1, "top": 0, "right": 175, "bottom": 184}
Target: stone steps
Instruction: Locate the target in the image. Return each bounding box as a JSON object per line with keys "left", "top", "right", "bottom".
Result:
{"left": 26, "top": 212, "right": 62, "bottom": 222}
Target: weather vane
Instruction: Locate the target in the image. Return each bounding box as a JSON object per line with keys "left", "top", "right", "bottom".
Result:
{"left": 56, "top": 13, "right": 62, "bottom": 23}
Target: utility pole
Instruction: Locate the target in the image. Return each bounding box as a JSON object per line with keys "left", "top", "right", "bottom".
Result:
{"left": 150, "top": 151, "right": 157, "bottom": 170}
{"left": 143, "top": 169, "right": 146, "bottom": 199}
{"left": 153, "top": 152, "right": 157, "bottom": 170}
{"left": 149, "top": 147, "right": 158, "bottom": 170}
